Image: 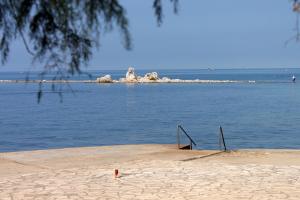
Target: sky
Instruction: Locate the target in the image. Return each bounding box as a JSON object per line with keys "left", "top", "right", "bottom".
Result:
{"left": 2, "top": 0, "right": 300, "bottom": 71}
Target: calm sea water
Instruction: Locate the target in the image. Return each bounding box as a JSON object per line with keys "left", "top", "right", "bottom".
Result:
{"left": 1, "top": 68, "right": 300, "bottom": 152}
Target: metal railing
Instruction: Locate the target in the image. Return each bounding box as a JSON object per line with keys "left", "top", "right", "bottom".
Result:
{"left": 177, "top": 125, "right": 228, "bottom": 151}
{"left": 177, "top": 125, "right": 197, "bottom": 150}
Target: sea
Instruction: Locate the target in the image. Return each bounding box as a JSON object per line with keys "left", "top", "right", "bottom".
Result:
{"left": 1, "top": 68, "right": 300, "bottom": 152}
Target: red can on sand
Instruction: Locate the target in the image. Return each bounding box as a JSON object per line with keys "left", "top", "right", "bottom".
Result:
{"left": 114, "top": 169, "right": 119, "bottom": 178}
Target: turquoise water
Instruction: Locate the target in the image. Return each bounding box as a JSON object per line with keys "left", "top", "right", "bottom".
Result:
{"left": 0, "top": 68, "right": 300, "bottom": 152}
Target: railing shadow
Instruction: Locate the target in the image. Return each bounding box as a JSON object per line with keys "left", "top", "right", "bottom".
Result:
{"left": 180, "top": 150, "right": 230, "bottom": 162}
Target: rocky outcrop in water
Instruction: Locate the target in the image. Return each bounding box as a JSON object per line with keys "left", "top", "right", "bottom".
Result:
{"left": 144, "top": 72, "right": 159, "bottom": 81}
{"left": 94, "top": 67, "right": 248, "bottom": 84}
{"left": 96, "top": 75, "right": 113, "bottom": 83}
{"left": 125, "top": 67, "right": 138, "bottom": 82}
{"left": 138, "top": 72, "right": 160, "bottom": 82}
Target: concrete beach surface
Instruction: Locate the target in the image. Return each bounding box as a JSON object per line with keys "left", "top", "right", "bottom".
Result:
{"left": 0, "top": 144, "right": 300, "bottom": 200}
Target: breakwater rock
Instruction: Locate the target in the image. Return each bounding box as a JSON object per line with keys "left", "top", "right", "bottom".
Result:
{"left": 96, "top": 75, "right": 113, "bottom": 83}
{"left": 95, "top": 67, "right": 246, "bottom": 84}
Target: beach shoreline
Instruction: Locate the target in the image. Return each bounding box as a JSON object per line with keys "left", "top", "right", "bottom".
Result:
{"left": 1, "top": 144, "right": 300, "bottom": 199}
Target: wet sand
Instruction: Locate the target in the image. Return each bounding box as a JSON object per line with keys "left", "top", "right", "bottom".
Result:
{"left": 0, "top": 144, "right": 300, "bottom": 200}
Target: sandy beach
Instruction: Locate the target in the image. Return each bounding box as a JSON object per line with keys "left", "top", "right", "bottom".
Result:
{"left": 0, "top": 144, "right": 300, "bottom": 200}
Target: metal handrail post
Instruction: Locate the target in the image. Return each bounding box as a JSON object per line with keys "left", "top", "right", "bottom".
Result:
{"left": 178, "top": 125, "right": 197, "bottom": 146}
{"left": 177, "top": 125, "right": 180, "bottom": 149}
{"left": 219, "top": 126, "right": 227, "bottom": 151}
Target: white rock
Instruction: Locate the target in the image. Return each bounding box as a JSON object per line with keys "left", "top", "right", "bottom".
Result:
{"left": 161, "top": 77, "right": 171, "bottom": 82}
{"left": 144, "top": 72, "right": 159, "bottom": 81}
{"left": 125, "top": 67, "right": 138, "bottom": 82}
{"left": 138, "top": 77, "right": 151, "bottom": 82}
{"left": 96, "top": 74, "right": 113, "bottom": 83}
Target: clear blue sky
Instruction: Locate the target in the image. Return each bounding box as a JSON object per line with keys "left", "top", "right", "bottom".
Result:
{"left": 2, "top": 0, "right": 300, "bottom": 71}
